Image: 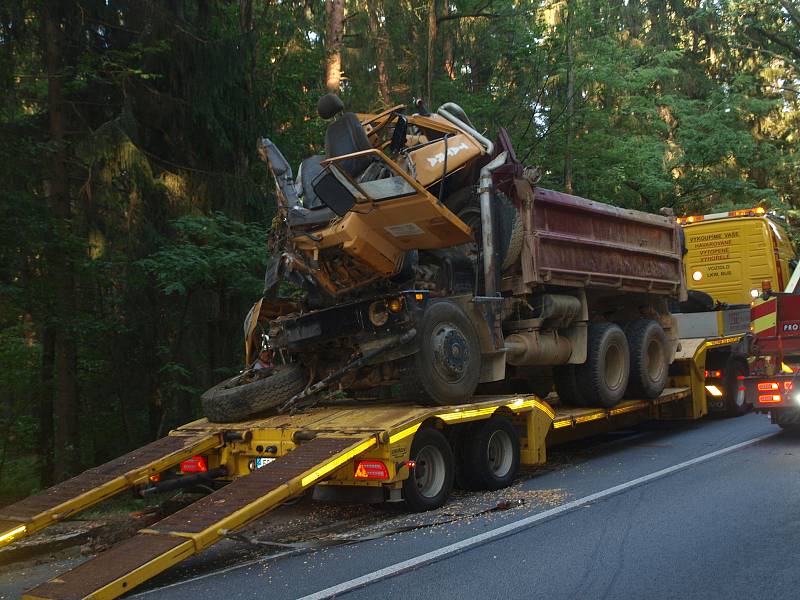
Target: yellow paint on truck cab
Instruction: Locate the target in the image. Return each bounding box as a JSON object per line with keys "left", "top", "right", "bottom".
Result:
{"left": 683, "top": 216, "right": 795, "bottom": 305}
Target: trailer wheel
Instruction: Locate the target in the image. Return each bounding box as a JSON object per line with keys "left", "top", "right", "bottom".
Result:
{"left": 201, "top": 364, "right": 307, "bottom": 422}
{"left": 724, "top": 358, "right": 749, "bottom": 417}
{"left": 415, "top": 301, "right": 481, "bottom": 405}
{"left": 553, "top": 365, "right": 588, "bottom": 407}
{"left": 403, "top": 427, "right": 454, "bottom": 511}
{"left": 625, "top": 319, "right": 669, "bottom": 399}
{"left": 577, "top": 322, "right": 630, "bottom": 408}
{"left": 458, "top": 415, "right": 520, "bottom": 490}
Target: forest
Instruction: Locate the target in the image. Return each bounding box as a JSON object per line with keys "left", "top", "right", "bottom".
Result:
{"left": 0, "top": 0, "right": 797, "bottom": 499}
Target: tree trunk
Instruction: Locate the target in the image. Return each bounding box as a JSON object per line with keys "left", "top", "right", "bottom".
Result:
{"left": 325, "top": 0, "right": 345, "bottom": 93}
{"left": 44, "top": 4, "right": 80, "bottom": 482}
{"left": 564, "top": 0, "right": 575, "bottom": 195}
{"left": 426, "top": 0, "right": 438, "bottom": 102}
{"left": 367, "top": 0, "right": 391, "bottom": 105}
{"left": 442, "top": 2, "right": 455, "bottom": 79}
{"left": 38, "top": 326, "right": 55, "bottom": 487}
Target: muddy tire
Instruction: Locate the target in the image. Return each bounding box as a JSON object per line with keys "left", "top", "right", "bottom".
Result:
{"left": 577, "top": 322, "right": 630, "bottom": 408}
{"left": 414, "top": 301, "right": 481, "bottom": 405}
{"left": 625, "top": 319, "right": 669, "bottom": 399}
{"left": 201, "top": 364, "right": 307, "bottom": 423}
{"left": 553, "top": 365, "right": 588, "bottom": 407}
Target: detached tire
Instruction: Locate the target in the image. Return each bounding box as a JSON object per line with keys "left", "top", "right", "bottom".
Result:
{"left": 625, "top": 319, "right": 669, "bottom": 399}
{"left": 414, "top": 301, "right": 481, "bottom": 405}
{"left": 577, "top": 322, "right": 630, "bottom": 408}
{"left": 201, "top": 364, "right": 307, "bottom": 423}
{"left": 553, "top": 365, "right": 588, "bottom": 407}
{"left": 403, "top": 427, "right": 454, "bottom": 511}
{"left": 458, "top": 415, "right": 520, "bottom": 491}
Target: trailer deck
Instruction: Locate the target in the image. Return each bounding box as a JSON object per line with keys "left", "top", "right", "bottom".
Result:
{"left": 4, "top": 389, "right": 697, "bottom": 600}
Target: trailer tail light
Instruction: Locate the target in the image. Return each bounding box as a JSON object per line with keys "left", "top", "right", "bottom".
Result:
{"left": 757, "top": 382, "right": 779, "bottom": 391}
{"left": 758, "top": 394, "right": 782, "bottom": 404}
{"left": 704, "top": 370, "right": 722, "bottom": 379}
{"left": 180, "top": 455, "right": 208, "bottom": 473}
{"left": 354, "top": 460, "right": 389, "bottom": 479}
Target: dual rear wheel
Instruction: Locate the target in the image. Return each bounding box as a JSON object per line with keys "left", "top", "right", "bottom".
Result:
{"left": 402, "top": 415, "right": 520, "bottom": 512}
{"left": 554, "top": 319, "right": 669, "bottom": 409}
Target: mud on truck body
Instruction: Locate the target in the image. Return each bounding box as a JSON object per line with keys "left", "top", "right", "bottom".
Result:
{"left": 201, "top": 95, "right": 686, "bottom": 422}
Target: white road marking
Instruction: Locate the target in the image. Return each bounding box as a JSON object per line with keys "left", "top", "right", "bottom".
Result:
{"left": 299, "top": 432, "right": 777, "bottom": 600}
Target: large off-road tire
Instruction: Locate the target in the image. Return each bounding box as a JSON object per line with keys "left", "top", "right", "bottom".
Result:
{"left": 577, "top": 322, "right": 630, "bottom": 408}
{"left": 201, "top": 364, "right": 307, "bottom": 423}
{"left": 625, "top": 319, "right": 669, "bottom": 399}
{"left": 414, "top": 301, "right": 482, "bottom": 405}
{"left": 446, "top": 187, "right": 522, "bottom": 273}
{"left": 553, "top": 364, "right": 588, "bottom": 407}
{"left": 723, "top": 358, "right": 749, "bottom": 417}
{"left": 457, "top": 415, "right": 520, "bottom": 491}
{"left": 403, "top": 427, "right": 454, "bottom": 512}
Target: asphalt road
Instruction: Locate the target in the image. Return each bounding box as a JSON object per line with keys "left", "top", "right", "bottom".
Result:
{"left": 3, "top": 412, "right": 793, "bottom": 599}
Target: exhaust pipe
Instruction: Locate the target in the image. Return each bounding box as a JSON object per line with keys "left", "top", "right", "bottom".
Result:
{"left": 479, "top": 151, "right": 508, "bottom": 297}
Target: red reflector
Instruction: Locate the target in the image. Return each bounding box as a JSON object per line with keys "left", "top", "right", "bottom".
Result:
{"left": 149, "top": 473, "right": 161, "bottom": 483}
{"left": 354, "top": 460, "right": 389, "bottom": 479}
{"left": 758, "top": 394, "right": 782, "bottom": 404}
{"left": 180, "top": 455, "right": 208, "bottom": 473}
{"left": 757, "top": 382, "right": 779, "bottom": 391}
{"left": 405, "top": 460, "right": 416, "bottom": 469}
{"left": 736, "top": 375, "right": 745, "bottom": 381}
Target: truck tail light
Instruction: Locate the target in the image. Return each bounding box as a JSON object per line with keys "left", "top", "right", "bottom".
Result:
{"left": 757, "top": 382, "right": 779, "bottom": 391}
{"left": 354, "top": 460, "right": 389, "bottom": 479}
{"left": 180, "top": 455, "right": 208, "bottom": 473}
{"left": 758, "top": 394, "right": 782, "bottom": 404}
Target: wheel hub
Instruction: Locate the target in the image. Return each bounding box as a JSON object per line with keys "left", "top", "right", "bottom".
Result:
{"left": 432, "top": 325, "right": 470, "bottom": 381}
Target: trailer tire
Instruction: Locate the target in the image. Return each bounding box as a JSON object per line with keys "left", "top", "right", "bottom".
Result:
{"left": 625, "top": 319, "right": 669, "bottom": 399}
{"left": 403, "top": 427, "right": 454, "bottom": 511}
{"left": 577, "top": 322, "right": 630, "bottom": 408}
{"left": 553, "top": 365, "right": 588, "bottom": 407}
{"left": 415, "top": 301, "right": 482, "bottom": 405}
{"left": 459, "top": 415, "right": 520, "bottom": 491}
{"left": 201, "top": 364, "right": 307, "bottom": 423}
{"left": 724, "top": 358, "right": 749, "bottom": 417}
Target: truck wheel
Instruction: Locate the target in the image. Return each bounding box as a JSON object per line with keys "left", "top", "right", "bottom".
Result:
{"left": 447, "top": 187, "right": 522, "bottom": 272}
{"left": 458, "top": 415, "right": 520, "bottom": 491}
{"left": 201, "top": 364, "right": 307, "bottom": 422}
{"left": 553, "top": 365, "right": 588, "bottom": 406}
{"left": 625, "top": 319, "right": 669, "bottom": 399}
{"left": 577, "top": 322, "right": 630, "bottom": 408}
{"left": 415, "top": 301, "right": 481, "bottom": 405}
{"left": 403, "top": 427, "right": 454, "bottom": 511}
{"left": 723, "top": 359, "right": 749, "bottom": 417}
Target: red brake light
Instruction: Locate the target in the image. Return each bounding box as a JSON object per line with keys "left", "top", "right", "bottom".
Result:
{"left": 758, "top": 394, "right": 782, "bottom": 404}
{"left": 180, "top": 455, "right": 208, "bottom": 473}
{"left": 757, "top": 382, "right": 779, "bottom": 391}
{"left": 354, "top": 460, "right": 389, "bottom": 479}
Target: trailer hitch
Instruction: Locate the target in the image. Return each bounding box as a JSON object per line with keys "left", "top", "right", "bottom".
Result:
{"left": 279, "top": 328, "right": 418, "bottom": 414}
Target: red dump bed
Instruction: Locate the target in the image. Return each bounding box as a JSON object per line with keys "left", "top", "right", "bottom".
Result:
{"left": 512, "top": 186, "right": 684, "bottom": 297}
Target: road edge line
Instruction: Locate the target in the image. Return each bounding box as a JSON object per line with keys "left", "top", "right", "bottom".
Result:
{"left": 299, "top": 432, "right": 777, "bottom": 600}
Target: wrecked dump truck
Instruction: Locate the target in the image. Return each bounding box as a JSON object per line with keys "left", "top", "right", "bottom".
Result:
{"left": 201, "top": 95, "right": 686, "bottom": 422}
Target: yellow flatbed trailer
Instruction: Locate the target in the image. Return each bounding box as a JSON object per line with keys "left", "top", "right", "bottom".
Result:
{"left": 1, "top": 322, "right": 744, "bottom": 600}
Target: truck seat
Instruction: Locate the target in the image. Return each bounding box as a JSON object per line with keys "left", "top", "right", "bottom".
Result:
{"left": 324, "top": 112, "right": 372, "bottom": 177}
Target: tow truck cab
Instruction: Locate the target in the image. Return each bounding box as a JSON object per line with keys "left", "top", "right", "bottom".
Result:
{"left": 680, "top": 208, "right": 795, "bottom": 305}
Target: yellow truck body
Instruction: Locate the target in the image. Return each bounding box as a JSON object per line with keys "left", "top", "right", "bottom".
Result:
{"left": 682, "top": 210, "right": 795, "bottom": 305}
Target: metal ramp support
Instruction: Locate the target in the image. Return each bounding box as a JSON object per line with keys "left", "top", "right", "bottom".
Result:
{"left": 24, "top": 435, "right": 376, "bottom": 600}
{"left": 0, "top": 433, "right": 222, "bottom": 549}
